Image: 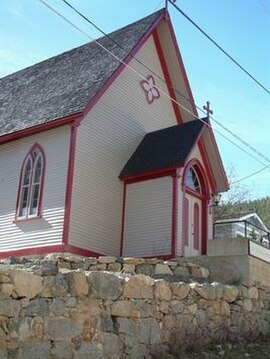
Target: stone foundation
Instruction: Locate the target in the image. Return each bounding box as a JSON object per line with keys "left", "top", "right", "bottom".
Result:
{"left": 1, "top": 254, "right": 270, "bottom": 358}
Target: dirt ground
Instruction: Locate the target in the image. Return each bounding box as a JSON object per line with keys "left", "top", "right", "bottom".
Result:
{"left": 176, "top": 340, "right": 270, "bottom": 358}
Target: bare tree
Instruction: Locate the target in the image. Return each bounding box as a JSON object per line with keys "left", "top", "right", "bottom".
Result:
{"left": 215, "top": 164, "right": 252, "bottom": 220}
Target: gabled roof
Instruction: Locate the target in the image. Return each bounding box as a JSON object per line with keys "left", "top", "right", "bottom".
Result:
{"left": 120, "top": 118, "right": 206, "bottom": 179}
{"left": 0, "top": 9, "right": 164, "bottom": 136}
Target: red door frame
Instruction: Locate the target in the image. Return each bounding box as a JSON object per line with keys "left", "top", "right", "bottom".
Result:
{"left": 182, "top": 159, "right": 209, "bottom": 256}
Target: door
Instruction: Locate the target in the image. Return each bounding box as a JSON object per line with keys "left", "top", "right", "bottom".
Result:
{"left": 184, "top": 193, "right": 202, "bottom": 257}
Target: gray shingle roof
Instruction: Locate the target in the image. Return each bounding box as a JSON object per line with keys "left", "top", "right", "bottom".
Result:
{"left": 0, "top": 10, "right": 164, "bottom": 136}
{"left": 120, "top": 119, "right": 206, "bottom": 179}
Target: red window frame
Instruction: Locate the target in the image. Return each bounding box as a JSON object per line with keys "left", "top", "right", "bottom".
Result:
{"left": 15, "top": 143, "right": 46, "bottom": 220}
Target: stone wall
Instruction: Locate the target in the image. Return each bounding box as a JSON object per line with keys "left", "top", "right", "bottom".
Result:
{"left": 1, "top": 254, "right": 270, "bottom": 359}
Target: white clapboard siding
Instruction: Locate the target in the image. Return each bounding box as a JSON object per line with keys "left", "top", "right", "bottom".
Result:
{"left": 123, "top": 177, "right": 172, "bottom": 257}
{"left": 0, "top": 126, "right": 70, "bottom": 252}
{"left": 68, "top": 34, "right": 177, "bottom": 255}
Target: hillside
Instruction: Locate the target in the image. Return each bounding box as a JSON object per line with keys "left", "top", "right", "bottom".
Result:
{"left": 216, "top": 196, "right": 270, "bottom": 229}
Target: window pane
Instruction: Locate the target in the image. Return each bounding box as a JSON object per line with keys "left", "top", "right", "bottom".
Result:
{"left": 19, "top": 186, "right": 29, "bottom": 217}
{"left": 23, "top": 159, "right": 32, "bottom": 185}
{"left": 29, "top": 184, "right": 40, "bottom": 215}
{"left": 185, "top": 167, "right": 201, "bottom": 193}
{"left": 33, "top": 157, "right": 42, "bottom": 183}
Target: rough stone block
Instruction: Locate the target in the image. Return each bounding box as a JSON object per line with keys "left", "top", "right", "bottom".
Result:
{"left": 18, "top": 341, "right": 51, "bottom": 359}
{"left": 0, "top": 299, "right": 21, "bottom": 317}
{"left": 10, "top": 271, "right": 43, "bottom": 299}
{"left": 73, "top": 343, "right": 103, "bottom": 359}
{"left": 41, "top": 274, "right": 68, "bottom": 297}
{"left": 107, "top": 263, "right": 122, "bottom": 272}
{"left": 123, "top": 275, "right": 154, "bottom": 299}
{"left": 173, "top": 266, "right": 190, "bottom": 277}
{"left": 21, "top": 298, "right": 49, "bottom": 317}
{"left": 65, "top": 271, "right": 88, "bottom": 296}
{"left": 223, "top": 285, "right": 238, "bottom": 303}
{"left": 111, "top": 301, "right": 133, "bottom": 317}
{"left": 8, "top": 317, "right": 32, "bottom": 340}
{"left": 0, "top": 276, "right": 11, "bottom": 284}
{"left": 248, "top": 287, "right": 259, "bottom": 299}
{"left": 0, "top": 349, "right": 7, "bottom": 359}
{"left": 189, "top": 266, "right": 210, "bottom": 279}
{"left": 52, "top": 341, "right": 74, "bottom": 359}
{"left": 154, "top": 280, "right": 171, "bottom": 301}
{"left": 193, "top": 283, "right": 216, "bottom": 301}
{"left": 122, "top": 264, "right": 135, "bottom": 274}
{"left": 171, "top": 300, "right": 184, "bottom": 314}
{"left": 98, "top": 256, "right": 117, "bottom": 264}
{"left": 0, "top": 284, "right": 14, "bottom": 297}
{"left": 123, "top": 258, "right": 145, "bottom": 265}
{"left": 46, "top": 317, "right": 83, "bottom": 339}
{"left": 137, "top": 318, "right": 161, "bottom": 345}
{"left": 170, "top": 282, "right": 190, "bottom": 300}
{"left": 89, "top": 263, "right": 107, "bottom": 271}
{"left": 103, "top": 332, "right": 123, "bottom": 359}
{"left": 51, "top": 297, "right": 65, "bottom": 315}
{"left": 154, "top": 264, "right": 173, "bottom": 275}
{"left": 135, "top": 264, "right": 154, "bottom": 276}
{"left": 88, "top": 272, "right": 124, "bottom": 300}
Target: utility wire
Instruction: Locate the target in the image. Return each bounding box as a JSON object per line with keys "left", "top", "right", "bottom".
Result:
{"left": 257, "top": 0, "right": 270, "bottom": 15}
{"left": 59, "top": 0, "right": 270, "bottom": 166}
{"left": 168, "top": 0, "right": 270, "bottom": 95}
{"left": 231, "top": 164, "right": 270, "bottom": 184}
{"left": 60, "top": 0, "right": 270, "bottom": 165}
{"left": 38, "top": 0, "right": 270, "bottom": 182}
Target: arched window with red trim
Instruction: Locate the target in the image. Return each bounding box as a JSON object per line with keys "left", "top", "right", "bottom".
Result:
{"left": 185, "top": 166, "right": 202, "bottom": 194}
{"left": 16, "top": 144, "right": 45, "bottom": 219}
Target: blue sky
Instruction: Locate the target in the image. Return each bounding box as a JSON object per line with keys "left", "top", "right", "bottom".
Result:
{"left": 1, "top": 0, "right": 269, "bottom": 200}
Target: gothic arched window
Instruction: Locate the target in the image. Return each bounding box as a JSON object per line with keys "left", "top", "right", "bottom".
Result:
{"left": 16, "top": 144, "right": 45, "bottom": 219}
{"left": 185, "top": 167, "right": 201, "bottom": 194}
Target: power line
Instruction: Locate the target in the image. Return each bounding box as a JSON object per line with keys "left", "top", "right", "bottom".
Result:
{"left": 257, "top": 0, "right": 270, "bottom": 15}
{"left": 231, "top": 164, "right": 270, "bottom": 184}
{"left": 59, "top": 0, "right": 270, "bottom": 166}
{"left": 38, "top": 0, "right": 269, "bottom": 183}
{"left": 168, "top": 0, "right": 270, "bottom": 95}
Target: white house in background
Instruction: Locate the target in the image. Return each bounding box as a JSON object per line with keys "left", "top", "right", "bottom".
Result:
{"left": 214, "top": 212, "right": 270, "bottom": 244}
{"left": 0, "top": 9, "right": 228, "bottom": 259}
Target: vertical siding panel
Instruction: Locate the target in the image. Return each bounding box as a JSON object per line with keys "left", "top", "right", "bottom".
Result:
{"left": 123, "top": 177, "right": 172, "bottom": 257}
{"left": 0, "top": 126, "right": 70, "bottom": 252}
{"left": 69, "top": 35, "right": 177, "bottom": 255}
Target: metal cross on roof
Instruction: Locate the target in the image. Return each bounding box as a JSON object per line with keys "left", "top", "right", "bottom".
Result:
{"left": 203, "top": 101, "right": 213, "bottom": 119}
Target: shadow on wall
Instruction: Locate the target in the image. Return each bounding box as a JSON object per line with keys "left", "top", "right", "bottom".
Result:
{"left": 14, "top": 218, "right": 52, "bottom": 232}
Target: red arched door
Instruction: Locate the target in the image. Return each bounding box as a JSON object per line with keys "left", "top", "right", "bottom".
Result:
{"left": 182, "top": 161, "right": 208, "bottom": 257}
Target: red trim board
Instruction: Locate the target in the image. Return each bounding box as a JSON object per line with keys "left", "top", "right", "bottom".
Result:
{"left": 0, "top": 244, "right": 102, "bottom": 259}
{"left": 120, "top": 182, "right": 127, "bottom": 256}
{"left": 152, "top": 28, "right": 183, "bottom": 124}
{"left": 171, "top": 172, "right": 178, "bottom": 257}
{"left": 62, "top": 122, "right": 79, "bottom": 245}
{"left": 0, "top": 113, "right": 83, "bottom": 146}
{"left": 81, "top": 10, "right": 167, "bottom": 120}
{"left": 165, "top": 13, "right": 227, "bottom": 191}
{"left": 0, "top": 244, "right": 65, "bottom": 259}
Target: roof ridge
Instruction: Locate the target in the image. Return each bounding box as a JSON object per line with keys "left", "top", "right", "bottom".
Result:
{"left": 0, "top": 8, "right": 166, "bottom": 136}
{"left": 0, "top": 9, "right": 165, "bottom": 82}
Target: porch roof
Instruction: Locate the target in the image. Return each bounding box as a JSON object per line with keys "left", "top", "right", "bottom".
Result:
{"left": 120, "top": 118, "right": 206, "bottom": 179}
